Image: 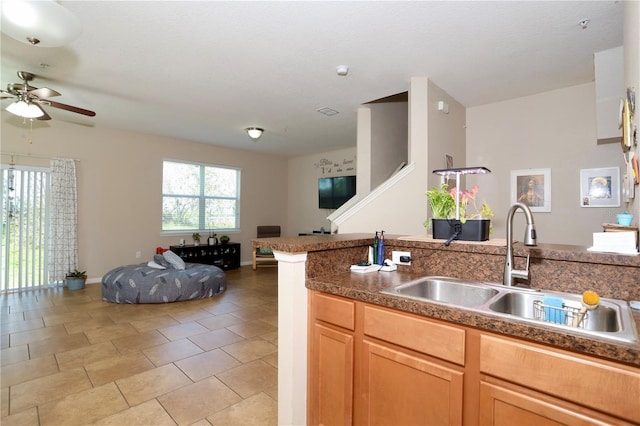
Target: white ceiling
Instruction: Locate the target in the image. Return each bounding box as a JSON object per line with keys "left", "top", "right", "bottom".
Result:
{"left": 1, "top": 1, "right": 623, "bottom": 157}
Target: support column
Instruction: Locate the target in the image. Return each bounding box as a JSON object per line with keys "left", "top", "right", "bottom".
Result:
{"left": 274, "top": 250, "right": 308, "bottom": 426}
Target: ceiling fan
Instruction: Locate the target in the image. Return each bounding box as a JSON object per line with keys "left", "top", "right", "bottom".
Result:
{"left": 1, "top": 71, "right": 96, "bottom": 120}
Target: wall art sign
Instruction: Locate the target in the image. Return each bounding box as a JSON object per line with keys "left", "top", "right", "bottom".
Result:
{"left": 510, "top": 168, "right": 551, "bottom": 213}
{"left": 580, "top": 167, "right": 620, "bottom": 208}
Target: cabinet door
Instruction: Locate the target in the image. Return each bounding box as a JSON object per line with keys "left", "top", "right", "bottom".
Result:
{"left": 309, "top": 323, "right": 354, "bottom": 426}
{"left": 480, "top": 334, "right": 640, "bottom": 423}
{"left": 479, "top": 381, "right": 631, "bottom": 426}
{"left": 360, "top": 340, "right": 463, "bottom": 426}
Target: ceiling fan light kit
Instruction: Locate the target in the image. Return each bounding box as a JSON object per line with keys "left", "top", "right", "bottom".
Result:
{"left": 1, "top": 0, "right": 82, "bottom": 47}
{"left": 1, "top": 71, "right": 96, "bottom": 121}
{"left": 246, "top": 127, "right": 264, "bottom": 141}
{"left": 5, "top": 100, "right": 43, "bottom": 118}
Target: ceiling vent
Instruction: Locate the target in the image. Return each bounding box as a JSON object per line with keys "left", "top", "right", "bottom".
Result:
{"left": 317, "top": 107, "right": 339, "bottom": 116}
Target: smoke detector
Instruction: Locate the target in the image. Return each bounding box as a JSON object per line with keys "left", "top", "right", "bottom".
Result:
{"left": 336, "top": 65, "right": 349, "bottom": 76}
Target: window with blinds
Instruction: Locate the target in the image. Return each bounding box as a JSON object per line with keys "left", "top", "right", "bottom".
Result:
{"left": 162, "top": 160, "right": 241, "bottom": 232}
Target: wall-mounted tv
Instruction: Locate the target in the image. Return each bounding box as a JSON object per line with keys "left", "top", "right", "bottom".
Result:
{"left": 318, "top": 175, "right": 356, "bottom": 209}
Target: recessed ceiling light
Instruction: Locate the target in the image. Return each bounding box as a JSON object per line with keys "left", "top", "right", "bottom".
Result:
{"left": 317, "top": 107, "right": 339, "bottom": 116}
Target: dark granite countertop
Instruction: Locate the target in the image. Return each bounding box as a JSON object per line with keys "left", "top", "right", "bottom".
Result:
{"left": 254, "top": 233, "right": 640, "bottom": 267}
{"left": 252, "top": 233, "right": 376, "bottom": 253}
{"left": 254, "top": 233, "right": 640, "bottom": 367}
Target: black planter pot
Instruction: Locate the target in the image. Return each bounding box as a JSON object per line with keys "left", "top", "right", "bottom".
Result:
{"left": 432, "top": 219, "right": 490, "bottom": 241}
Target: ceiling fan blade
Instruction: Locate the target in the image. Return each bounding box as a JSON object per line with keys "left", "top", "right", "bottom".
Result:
{"left": 29, "top": 87, "right": 61, "bottom": 99}
{"left": 1, "top": 90, "right": 16, "bottom": 99}
{"left": 35, "top": 104, "right": 51, "bottom": 121}
{"left": 46, "top": 100, "right": 96, "bottom": 117}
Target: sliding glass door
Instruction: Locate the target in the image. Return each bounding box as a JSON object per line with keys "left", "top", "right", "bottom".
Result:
{"left": 1, "top": 164, "right": 50, "bottom": 292}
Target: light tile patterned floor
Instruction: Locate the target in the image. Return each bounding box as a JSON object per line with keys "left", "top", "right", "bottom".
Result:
{"left": 1, "top": 266, "right": 278, "bottom": 425}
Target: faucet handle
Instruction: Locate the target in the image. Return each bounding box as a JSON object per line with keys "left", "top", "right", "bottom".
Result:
{"left": 511, "top": 254, "right": 531, "bottom": 281}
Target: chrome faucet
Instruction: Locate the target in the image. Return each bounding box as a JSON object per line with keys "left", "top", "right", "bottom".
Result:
{"left": 503, "top": 202, "right": 537, "bottom": 286}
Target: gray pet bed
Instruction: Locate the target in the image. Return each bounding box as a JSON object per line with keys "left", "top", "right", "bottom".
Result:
{"left": 102, "top": 263, "right": 226, "bottom": 304}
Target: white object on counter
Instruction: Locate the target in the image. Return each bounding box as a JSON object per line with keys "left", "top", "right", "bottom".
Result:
{"left": 350, "top": 264, "right": 381, "bottom": 274}
{"left": 379, "top": 259, "right": 397, "bottom": 272}
{"left": 588, "top": 231, "right": 639, "bottom": 255}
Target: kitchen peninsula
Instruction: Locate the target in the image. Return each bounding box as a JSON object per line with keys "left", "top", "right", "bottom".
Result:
{"left": 256, "top": 234, "right": 640, "bottom": 425}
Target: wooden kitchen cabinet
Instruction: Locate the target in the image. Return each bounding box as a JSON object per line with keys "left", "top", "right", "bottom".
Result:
{"left": 308, "top": 291, "right": 640, "bottom": 425}
{"left": 309, "top": 292, "right": 464, "bottom": 425}
{"left": 358, "top": 305, "right": 465, "bottom": 425}
{"left": 479, "top": 333, "right": 640, "bottom": 425}
{"left": 309, "top": 292, "right": 356, "bottom": 426}
{"left": 360, "top": 340, "right": 464, "bottom": 425}
{"left": 478, "top": 380, "right": 633, "bottom": 426}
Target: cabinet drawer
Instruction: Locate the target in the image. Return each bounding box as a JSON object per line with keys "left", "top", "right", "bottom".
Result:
{"left": 363, "top": 305, "right": 465, "bottom": 365}
{"left": 313, "top": 292, "right": 355, "bottom": 331}
{"left": 480, "top": 334, "right": 640, "bottom": 424}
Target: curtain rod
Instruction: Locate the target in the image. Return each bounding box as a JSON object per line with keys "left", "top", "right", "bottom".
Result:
{"left": 0, "top": 152, "right": 80, "bottom": 162}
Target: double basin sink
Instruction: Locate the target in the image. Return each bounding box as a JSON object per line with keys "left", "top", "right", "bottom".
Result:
{"left": 381, "top": 276, "right": 638, "bottom": 343}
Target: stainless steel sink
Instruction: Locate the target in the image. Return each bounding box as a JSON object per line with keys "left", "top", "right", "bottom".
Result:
{"left": 382, "top": 276, "right": 499, "bottom": 308}
{"left": 487, "top": 290, "right": 638, "bottom": 342}
{"left": 381, "top": 276, "right": 639, "bottom": 343}
{"left": 488, "top": 291, "right": 617, "bottom": 332}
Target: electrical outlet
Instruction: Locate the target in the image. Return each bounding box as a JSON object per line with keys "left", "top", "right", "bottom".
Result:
{"left": 392, "top": 251, "right": 411, "bottom": 265}
{"left": 135, "top": 251, "right": 141, "bottom": 259}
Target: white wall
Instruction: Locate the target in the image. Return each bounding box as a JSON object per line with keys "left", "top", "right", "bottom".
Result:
{"left": 427, "top": 81, "right": 466, "bottom": 190}
{"left": 286, "top": 147, "right": 356, "bottom": 235}
{"left": 370, "top": 102, "right": 408, "bottom": 189}
{"left": 336, "top": 78, "right": 465, "bottom": 235}
{"left": 1, "top": 113, "right": 288, "bottom": 280}
{"left": 466, "top": 83, "right": 624, "bottom": 246}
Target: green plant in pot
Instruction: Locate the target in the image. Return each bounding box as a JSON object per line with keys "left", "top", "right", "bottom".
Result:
{"left": 192, "top": 232, "right": 201, "bottom": 246}
{"left": 424, "top": 184, "right": 494, "bottom": 241}
{"left": 65, "top": 269, "right": 87, "bottom": 291}
{"left": 219, "top": 235, "right": 230, "bottom": 244}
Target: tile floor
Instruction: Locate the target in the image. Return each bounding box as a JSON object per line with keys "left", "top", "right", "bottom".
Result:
{"left": 1, "top": 266, "right": 279, "bottom": 425}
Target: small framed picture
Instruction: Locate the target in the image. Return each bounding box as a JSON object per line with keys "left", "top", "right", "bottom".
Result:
{"left": 580, "top": 167, "right": 620, "bottom": 208}
{"left": 443, "top": 154, "right": 455, "bottom": 189}
{"left": 510, "top": 168, "right": 551, "bottom": 212}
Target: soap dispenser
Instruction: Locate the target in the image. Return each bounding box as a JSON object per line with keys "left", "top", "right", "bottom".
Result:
{"left": 377, "top": 231, "right": 385, "bottom": 265}
{"left": 373, "top": 232, "right": 379, "bottom": 264}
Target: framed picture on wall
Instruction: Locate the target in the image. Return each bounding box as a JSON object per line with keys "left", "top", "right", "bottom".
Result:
{"left": 510, "top": 168, "right": 551, "bottom": 212}
{"left": 443, "top": 154, "right": 455, "bottom": 189}
{"left": 580, "top": 167, "right": 620, "bottom": 208}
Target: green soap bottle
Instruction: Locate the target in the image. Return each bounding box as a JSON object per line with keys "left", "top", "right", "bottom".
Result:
{"left": 373, "top": 231, "right": 379, "bottom": 265}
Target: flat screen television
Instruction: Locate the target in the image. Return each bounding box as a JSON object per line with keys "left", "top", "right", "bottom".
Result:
{"left": 318, "top": 175, "right": 356, "bottom": 209}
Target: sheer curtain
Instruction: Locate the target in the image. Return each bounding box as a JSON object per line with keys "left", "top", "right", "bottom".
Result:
{"left": 49, "top": 158, "right": 78, "bottom": 284}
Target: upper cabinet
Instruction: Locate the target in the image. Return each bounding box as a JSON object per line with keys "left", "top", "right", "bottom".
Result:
{"left": 594, "top": 46, "right": 624, "bottom": 144}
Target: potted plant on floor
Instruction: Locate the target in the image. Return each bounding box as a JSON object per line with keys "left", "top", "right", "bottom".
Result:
{"left": 425, "top": 184, "right": 493, "bottom": 241}
{"left": 65, "top": 269, "right": 87, "bottom": 291}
